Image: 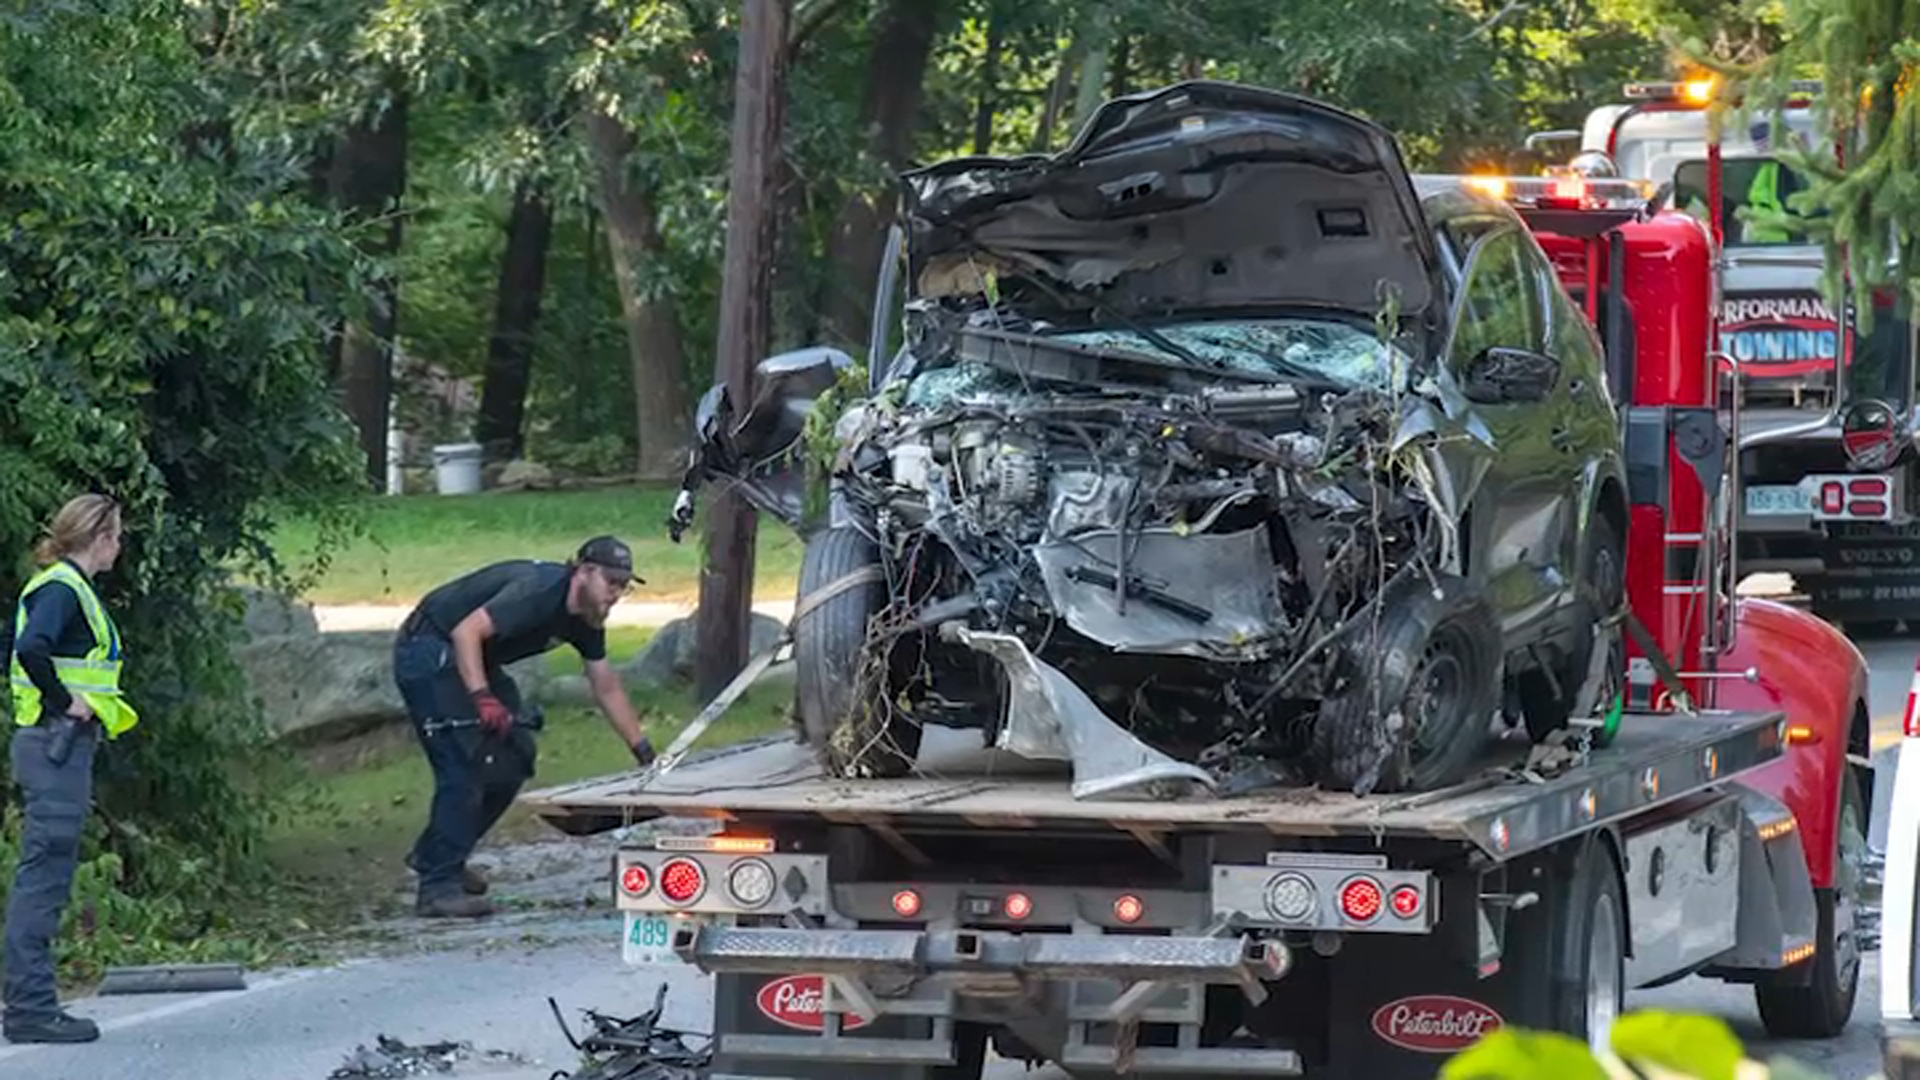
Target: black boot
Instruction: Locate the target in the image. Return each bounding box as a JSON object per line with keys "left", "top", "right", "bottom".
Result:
{"left": 5, "top": 1011, "right": 100, "bottom": 1044}
{"left": 415, "top": 892, "right": 494, "bottom": 919}
{"left": 404, "top": 853, "right": 488, "bottom": 895}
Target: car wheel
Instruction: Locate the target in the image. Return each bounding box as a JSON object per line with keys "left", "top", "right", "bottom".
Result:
{"left": 794, "top": 527, "right": 920, "bottom": 778}
{"left": 1755, "top": 769, "right": 1866, "bottom": 1038}
{"left": 1314, "top": 574, "right": 1501, "bottom": 795}
{"left": 1520, "top": 512, "right": 1626, "bottom": 747}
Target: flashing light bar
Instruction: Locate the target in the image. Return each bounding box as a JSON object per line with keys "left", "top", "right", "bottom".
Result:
{"left": 1622, "top": 78, "right": 1823, "bottom": 105}
{"left": 1450, "top": 173, "right": 1655, "bottom": 211}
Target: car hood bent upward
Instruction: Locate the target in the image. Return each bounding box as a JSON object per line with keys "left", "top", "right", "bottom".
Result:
{"left": 902, "top": 80, "right": 1442, "bottom": 321}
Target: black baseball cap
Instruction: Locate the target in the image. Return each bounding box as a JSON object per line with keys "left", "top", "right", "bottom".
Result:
{"left": 575, "top": 535, "right": 642, "bottom": 584}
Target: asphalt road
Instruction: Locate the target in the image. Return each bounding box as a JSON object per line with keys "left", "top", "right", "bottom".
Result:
{"left": 0, "top": 627, "right": 1913, "bottom": 1080}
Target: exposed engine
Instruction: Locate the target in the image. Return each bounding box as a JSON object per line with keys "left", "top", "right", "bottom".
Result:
{"left": 825, "top": 340, "right": 1445, "bottom": 793}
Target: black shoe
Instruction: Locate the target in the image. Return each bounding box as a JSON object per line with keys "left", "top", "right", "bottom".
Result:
{"left": 4, "top": 1011, "right": 100, "bottom": 1044}
{"left": 415, "top": 892, "right": 494, "bottom": 919}
{"left": 404, "top": 854, "right": 489, "bottom": 895}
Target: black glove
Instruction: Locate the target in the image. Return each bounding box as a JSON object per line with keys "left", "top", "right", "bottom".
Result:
{"left": 630, "top": 735, "right": 657, "bottom": 767}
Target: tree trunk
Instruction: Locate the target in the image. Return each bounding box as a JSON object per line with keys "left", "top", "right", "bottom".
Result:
{"left": 695, "top": 0, "right": 791, "bottom": 702}
{"left": 973, "top": 11, "right": 1001, "bottom": 154}
{"left": 474, "top": 178, "right": 555, "bottom": 462}
{"left": 1069, "top": 9, "right": 1113, "bottom": 133}
{"left": 326, "top": 90, "right": 410, "bottom": 489}
{"left": 1030, "top": 34, "right": 1086, "bottom": 153}
{"left": 817, "top": 0, "right": 944, "bottom": 352}
{"left": 584, "top": 109, "right": 693, "bottom": 481}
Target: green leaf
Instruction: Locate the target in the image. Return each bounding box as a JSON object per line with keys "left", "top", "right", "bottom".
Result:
{"left": 1441, "top": 1028, "right": 1610, "bottom": 1080}
{"left": 1609, "top": 1011, "right": 1746, "bottom": 1080}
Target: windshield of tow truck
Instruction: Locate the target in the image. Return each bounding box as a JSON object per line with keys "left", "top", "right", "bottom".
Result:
{"left": 1671, "top": 158, "right": 1821, "bottom": 246}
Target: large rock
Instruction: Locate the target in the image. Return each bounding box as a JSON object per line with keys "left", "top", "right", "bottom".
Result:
{"left": 624, "top": 613, "right": 786, "bottom": 690}
{"left": 239, "top": 629, "right": 557, "bottom": 744}
{"left": 240, "top": 587, "right": 319, "bottom": 640}
{"left": 496, "top": 459, "right": 556, "bottom": 491}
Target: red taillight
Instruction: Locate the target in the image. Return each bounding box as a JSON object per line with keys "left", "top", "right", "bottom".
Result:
{"left": 1821, "top": 482, "right": 1845, "bottom": 514}
{"left": 892, "top": 889, "right": 923, "bottom": 918}
{"left": 659, "top": 858, "right": 706, "bottom": 904}
{"left": 1390, "top": 885, "right": 1423, "bottom": 918}
{"left": 1004, "top": 892, "right": 1033, "bottom": 920}
{"left": 1113, "top": 895, "right": 1145, "bottom": 924}
{"left": 1851, "top": 477, "right": 1889, "bottom": 496}
{"left": 1850, "top": 499, "right": 1889, "bottom": 517}
{"left": 1340, "top": 877, "right": 1384, "bottom": 923}
{"left": 620, "top": 864, "right": 652, "bottom": 896}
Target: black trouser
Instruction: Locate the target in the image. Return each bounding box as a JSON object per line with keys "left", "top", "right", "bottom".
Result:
{"left": 3, "top": 719, "right": 98, "bottom": 1026}
{"left": 392, "top": 634, "right": 538, "bottom": 900}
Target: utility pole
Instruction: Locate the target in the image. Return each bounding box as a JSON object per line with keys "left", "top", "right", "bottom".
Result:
{"left": 695, "top": 0, "right": 791, "bottom": 702}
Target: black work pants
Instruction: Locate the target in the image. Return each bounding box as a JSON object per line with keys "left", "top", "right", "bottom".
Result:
{"left": 392, "top": 634, "right": 537, "bottom": 900}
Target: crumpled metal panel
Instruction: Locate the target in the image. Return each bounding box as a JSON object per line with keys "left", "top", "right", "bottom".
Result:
{"left": 1032, "top": 525, "right": 1285, "bottom": 658}
{"left": 943, "top": 626, "right": 1217, "bottom": 800}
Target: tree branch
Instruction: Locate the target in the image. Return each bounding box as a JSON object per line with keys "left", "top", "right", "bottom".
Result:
{"left": 1461, "top": 0, "right": 1527, "bottom": 41}
{"left": 786, "top": 0, "right": 855, "bottom": 61}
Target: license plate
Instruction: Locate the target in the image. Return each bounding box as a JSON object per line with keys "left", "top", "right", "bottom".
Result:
{"left": 622, "top": 911, "right": 704, "bottom": 966}
{"left": 1745, "top": 485, "right": 1808, "bottom": 515}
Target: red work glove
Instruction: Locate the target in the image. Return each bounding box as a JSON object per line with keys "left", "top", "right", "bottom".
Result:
{"left": 472, "top": 689, "right": 512, "bottom": 735}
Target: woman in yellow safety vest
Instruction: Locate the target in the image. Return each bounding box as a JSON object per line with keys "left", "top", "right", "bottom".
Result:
{"left": 3, "top": 493, "right": 136, "bottom": 1046}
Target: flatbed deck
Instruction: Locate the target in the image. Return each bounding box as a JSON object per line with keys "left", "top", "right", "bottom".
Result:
{"left": 524, "top": 708, "right": 1787, "bottom": 861}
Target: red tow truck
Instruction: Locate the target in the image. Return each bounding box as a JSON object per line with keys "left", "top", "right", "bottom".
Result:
{"left": 525, "top": 103, "right": 1873, "bottom": 1078}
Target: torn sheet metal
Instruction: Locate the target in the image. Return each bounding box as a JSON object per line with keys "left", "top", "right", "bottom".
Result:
{"left": 328, "top": 1036, "right": 528, "bottom": 1079}
{"left": 1031, "top": 524, "right": 1285, "bottom": 658}
{"left": 943, "top": 625, "right": 1217, "bottom": 800}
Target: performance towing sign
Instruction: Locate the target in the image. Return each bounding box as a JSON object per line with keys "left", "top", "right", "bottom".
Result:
{"left": 1718, "top": 294, "right": 1842, "bottom": 379}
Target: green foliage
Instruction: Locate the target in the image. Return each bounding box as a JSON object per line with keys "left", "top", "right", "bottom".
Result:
{"left": 1444, "top": 1010, "right": 1832, "bottom": 1079}
{"left": 0, "top": 0, "right": 369, "bottom": 962}
{"left": 1685, "top": 0, "right": 1920, "bottom": 321}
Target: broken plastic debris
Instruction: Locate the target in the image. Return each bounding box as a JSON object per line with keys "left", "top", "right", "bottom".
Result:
{"left": 547, "top": 984, "right": 713, "bottom": 1080}
{"left": 327, "top": 1035, "right": 528, "bottom": 1078}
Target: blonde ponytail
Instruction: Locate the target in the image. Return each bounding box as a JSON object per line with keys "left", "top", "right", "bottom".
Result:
{"left": 34, "top": 494, "right": 121, "bottom": 567}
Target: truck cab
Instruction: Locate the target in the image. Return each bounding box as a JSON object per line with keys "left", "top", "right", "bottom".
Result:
{"left": 1539, "top": 79, "right": 1920, "bottom": 634}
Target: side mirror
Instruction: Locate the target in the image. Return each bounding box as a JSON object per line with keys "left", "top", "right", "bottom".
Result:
{"left": 667, "top": 346, "right": 856, "bottom": 544}
{"left": 1461, "top": 346, "right": 1561, "bottom": 405}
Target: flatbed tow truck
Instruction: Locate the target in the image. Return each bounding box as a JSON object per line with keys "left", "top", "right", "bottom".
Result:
{"left": 525, "top": 91, "right": 1874, "bottom": 1078}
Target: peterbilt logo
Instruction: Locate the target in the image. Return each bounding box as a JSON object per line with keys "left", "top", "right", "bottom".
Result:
{"left": 1369, "top": 995, "right": 1504, "bottom": 1053}
{"left": 755, "top": 975, "right": 872, "bottom": 1032}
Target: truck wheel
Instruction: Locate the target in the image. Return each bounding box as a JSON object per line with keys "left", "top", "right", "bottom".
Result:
{"left": 794, "top": 527, "right": 919, "bottom": 778}
{"left": 1520, "top": 514, "right": 1626, "bottom": 747}
{"left": 1755, "top": 769, "right": 1866, "bottom": 1038}
{"left": 1547, "top": 838, "right": 1628, "bottom": 1055}
{"left": 1314, "top": 575, "right": 1501, "bottom": 794}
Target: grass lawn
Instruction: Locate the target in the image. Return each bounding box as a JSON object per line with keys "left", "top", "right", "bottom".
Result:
{"left": 270, "top": 484, "right": 802, "bottom": 606}
{"left": 265, "top": 635, "right": 793, "bottom": 923}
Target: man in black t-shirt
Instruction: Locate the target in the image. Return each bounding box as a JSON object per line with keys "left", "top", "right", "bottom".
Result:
{"left": 393, "top": 535, "right": 655, "bottom": 918}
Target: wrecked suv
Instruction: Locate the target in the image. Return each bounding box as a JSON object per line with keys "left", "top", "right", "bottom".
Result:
{"left": 670, "top": 81, "right": 1631, "bottom": 799}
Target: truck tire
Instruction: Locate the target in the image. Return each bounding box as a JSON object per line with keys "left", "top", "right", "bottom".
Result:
{"left": 1520, "top": 513, "right": 1626, "bottom": 747}
{"left": 794, "top": 527, "right": 919, "bottom": 777}
{"left": 1314, "top": 574, "right": 1501, "bottom": 795}
{"left": 1755, "top": 769, "right": 1866, "bottom": 1038}
{"left": 1548, "top": 838, "right": 1628, "bottom": 1055}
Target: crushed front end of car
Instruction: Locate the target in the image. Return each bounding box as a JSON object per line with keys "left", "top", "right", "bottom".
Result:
{"left": 670, "top": 82, "right": 1508, "bottom": 800}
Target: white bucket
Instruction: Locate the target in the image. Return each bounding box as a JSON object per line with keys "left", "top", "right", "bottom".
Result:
{"left": 431, "top": 442, "right": 484, "bottom": 495}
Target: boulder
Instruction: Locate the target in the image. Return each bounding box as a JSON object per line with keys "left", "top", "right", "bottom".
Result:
{"left": 240, "top": 588, "right": 319, "bottom": 640}
{"left": 496, "top": 459, "right": 556, "bottom": 491}
{"left": 239, "top": 629, "right": 559, "bottom": 744}
{"left": 623, "top": 613, "right": 786, "bottom": 690}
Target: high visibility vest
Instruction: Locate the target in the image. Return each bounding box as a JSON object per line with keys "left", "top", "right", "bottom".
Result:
{"left": 1743, "top": 161, "right": 1791, "bottom": 243}
{"left": 9, "top": 561, "right": 138, "bottom": 737}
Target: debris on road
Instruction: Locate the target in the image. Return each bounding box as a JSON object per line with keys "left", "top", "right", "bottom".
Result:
{"left": 327, "top": 1034, "right": 530, "bottom": 1078}
{"left": 547, "top": 983, "right": 712, "bottom": 1080}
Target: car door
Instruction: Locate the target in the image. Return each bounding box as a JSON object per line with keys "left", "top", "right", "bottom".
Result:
{"left": 1446, "top": 225, "right": 1568, "bottom": 638}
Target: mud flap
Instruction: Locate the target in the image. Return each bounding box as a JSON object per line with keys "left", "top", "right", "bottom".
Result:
{"left": 1327, "top": 870, "right": 1534, "bottom": 1077}
{"left": 710, "top": 972, "right": 971, "bottom": 1079}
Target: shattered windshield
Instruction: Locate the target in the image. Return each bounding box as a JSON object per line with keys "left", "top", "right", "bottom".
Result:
{"left": 902, "top": 317, "right": 1412, "bottom": 409}
{"left": 1055, "top": 319, "right": 1411, "bottom": 390}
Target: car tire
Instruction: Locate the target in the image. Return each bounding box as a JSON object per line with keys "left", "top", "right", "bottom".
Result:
{"left": 1547, "top": 838, "right": 1628, "bottom": 1055}
{"left": 794, "top": 527, "right": 920, "bottom": 778}
{"left": 1520, "top": 512, "right": 1626, "bottom": 747}
{"left": 1314, "top": 574, "right": 1501, "bottom": 795}
{"left": 1755, "top": 768, "right": 1866, "bottom": 1038}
